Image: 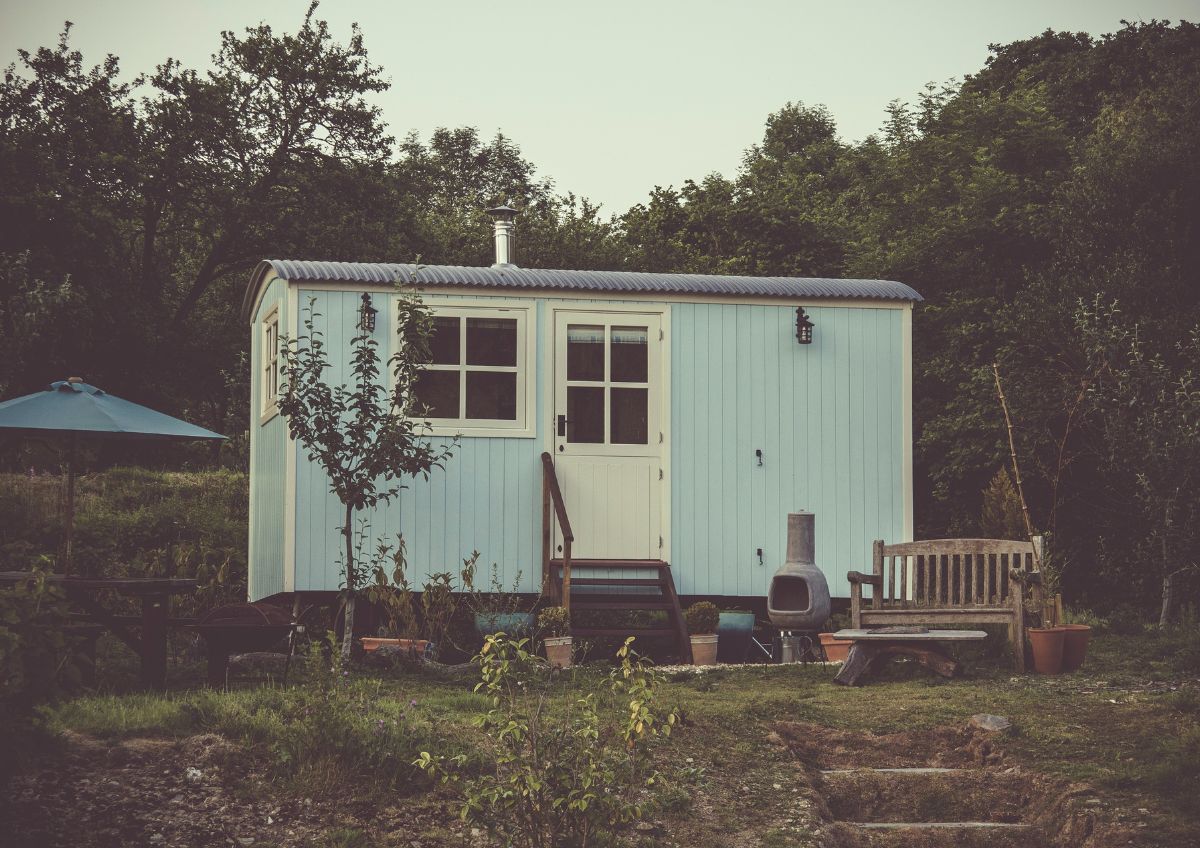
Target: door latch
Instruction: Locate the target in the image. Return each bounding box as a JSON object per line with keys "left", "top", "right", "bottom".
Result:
{"left": 557, "top": 414, "right": 567, "bottom": 437}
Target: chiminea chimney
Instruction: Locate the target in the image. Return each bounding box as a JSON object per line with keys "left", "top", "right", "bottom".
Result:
{"left": 485, "top": 202, "right": 519, "bottom": 267}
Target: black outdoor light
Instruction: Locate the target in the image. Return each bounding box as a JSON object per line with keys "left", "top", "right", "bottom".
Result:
{"left": 795, "top": 307, "right": 814, "bottom": 345}
{"left": 359, "top": 292, "right": 377, "bottom": 333}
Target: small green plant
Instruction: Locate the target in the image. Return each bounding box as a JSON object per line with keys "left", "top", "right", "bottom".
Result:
{"left": 361, "top": 531, "right": 418, "bottom": 639}
{"left": 415, "top": 635, "right": 681, "bottom": 847}
{"left": 537, "top": 605, "right": 570, "bottom": 638}
{"left": 460, "top": 552, "right": 529, "bottom": 617}
{"left": 685, "top": 601, "right": 719, "bottom": 635}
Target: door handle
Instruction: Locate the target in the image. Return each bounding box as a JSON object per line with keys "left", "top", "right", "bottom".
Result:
{"left": 557, "top": 414, "right": 568, "bottom": 437}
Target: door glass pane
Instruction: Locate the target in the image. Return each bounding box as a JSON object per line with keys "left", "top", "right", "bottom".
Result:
{"left": 610, "top": 326, "right": 648, "bottom": 383}
{"left": 567, "top": 325, "right": 604, "bottom": 381}
{"left": 567, "top": 386, "right": 604, "bottom": 443}
{"left": 429, "top": 317, "right": 460, "bottom": 365}
{"left": 413, "top": 370, "right": 459, "bottom": 418}
{"left": 610, "top": 387, "right": 648, "bottom": 444}
{"left": 466, "top": 317, "right": 517, "bottom": 366}
{"left": 466, "top": 371, "right": 517, "bottom": 420}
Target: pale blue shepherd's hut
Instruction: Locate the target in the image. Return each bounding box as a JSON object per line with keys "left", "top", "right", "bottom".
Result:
{"left": 242, "top": 208, "right": 920, "bottom": 650}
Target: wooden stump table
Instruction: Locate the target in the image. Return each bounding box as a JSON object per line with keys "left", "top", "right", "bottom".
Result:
{"left": 831, "top": 627, "right": 987, "bottom": 686}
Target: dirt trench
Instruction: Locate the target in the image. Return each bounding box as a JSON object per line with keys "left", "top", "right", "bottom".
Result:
{"left": 773, "top": 721, "right": 1138, "bottom": 848}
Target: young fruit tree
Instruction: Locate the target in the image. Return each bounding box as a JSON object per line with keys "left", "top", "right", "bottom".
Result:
{"left": 277, "top": 286, "right": 454, "bottom": 659}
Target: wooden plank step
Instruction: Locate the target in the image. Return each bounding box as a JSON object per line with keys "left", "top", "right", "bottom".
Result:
{"left": 821, "top": 768, "right": 963, "bottom": 775}
{"left": 852, "top": 822, "right": 1030, "bottom": 830}
{"left": 551, "top": 559, "right": 668, "bottom": 569}
{"left": 571, "top": 601, "right": 672, "bottom": 611}
{"left": 571, "top": 627, "right": 675, "bottom": 638}
{"left": 566, "top": 577, "right": 662, "bottom": 586}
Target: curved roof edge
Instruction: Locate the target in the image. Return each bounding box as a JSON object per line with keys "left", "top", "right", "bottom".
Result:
{"left": 242, "top": 259, "right": 921, "bottom": 321}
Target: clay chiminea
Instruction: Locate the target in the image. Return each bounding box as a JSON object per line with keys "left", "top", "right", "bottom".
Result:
{"left": 767, "top": 512, "right": 831, "bottom": 630}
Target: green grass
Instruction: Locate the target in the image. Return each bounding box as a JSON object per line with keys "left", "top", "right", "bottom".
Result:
{"left": 37, "top": 630, "right": 1200, "bottom": 846}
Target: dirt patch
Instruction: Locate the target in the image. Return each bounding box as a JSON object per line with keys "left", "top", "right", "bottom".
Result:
{"left": 774, "top": 721, "right": 1003, "bottom": 770}
{"left": 0, "top": 732, "right": 459, "bottom": 847}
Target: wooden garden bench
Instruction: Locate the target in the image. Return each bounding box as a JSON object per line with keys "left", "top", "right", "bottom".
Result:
{"left": 847, "top": 538, "right": 1042, "bottom": 672}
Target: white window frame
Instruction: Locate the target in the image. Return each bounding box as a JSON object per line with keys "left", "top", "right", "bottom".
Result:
{"left": 405, "top": 300, "right": 536, "bottom": 438}
{"left": 260, "top": 305, "right": 280, "bottom": 425}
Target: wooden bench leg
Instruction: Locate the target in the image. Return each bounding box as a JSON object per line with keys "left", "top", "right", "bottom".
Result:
{"left": 834, "top": 641, "right": 961, "bottom": 686}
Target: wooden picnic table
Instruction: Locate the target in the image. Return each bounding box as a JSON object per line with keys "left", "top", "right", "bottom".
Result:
{"left": 831, "top": 627, "right": 987, "bottom": 686}
{"left": 0, "top": 572, "right": 197, "bottom": 690}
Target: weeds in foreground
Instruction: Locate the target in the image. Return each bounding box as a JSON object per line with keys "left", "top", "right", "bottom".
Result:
{"left": 417, "top": 635, "right": 680, "bottom": 848}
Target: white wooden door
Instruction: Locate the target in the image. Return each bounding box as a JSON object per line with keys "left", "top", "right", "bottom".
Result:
{"left": 551, "top": 310, "right": 665, "bottom": 560}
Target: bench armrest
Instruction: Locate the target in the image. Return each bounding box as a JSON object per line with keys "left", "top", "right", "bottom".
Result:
{"left": 847, "top": 571, "right": 882, "bottom": 585}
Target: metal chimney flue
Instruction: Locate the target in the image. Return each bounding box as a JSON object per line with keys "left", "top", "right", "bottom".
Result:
{"left": 486, "top": 202, "right": 518, "bottom": 267}
{"left": 767, "top": 512, "right": 831, "bottom": 631}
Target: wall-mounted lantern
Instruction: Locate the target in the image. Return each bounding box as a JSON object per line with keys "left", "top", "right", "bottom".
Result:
{"left": 795, "top": 307, "right": 814, "bottom": 345}
{"left": 359, "top": 292, "right": 377, "bottom": 333}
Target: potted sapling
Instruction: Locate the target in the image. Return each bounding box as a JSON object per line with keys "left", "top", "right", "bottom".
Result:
{"left": 685, "top": 601, "right": 720, "bottom": 666}
{"left": 538, "top": 606, "right": 573, "bottom": 669}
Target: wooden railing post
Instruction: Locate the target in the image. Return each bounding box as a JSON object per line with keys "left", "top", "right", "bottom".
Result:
{"left": 562, "top": 539, "right": 572, "bottom": 614}
{"left": 542, "top": 469, "right": 552, "bottom": 599}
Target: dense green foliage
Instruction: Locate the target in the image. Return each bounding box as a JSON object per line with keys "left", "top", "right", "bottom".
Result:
{"left": 0, "top": 469, "right": 247, "bottom": 612}
{"left": 2, "top": 8, "right": 1197, "bottom": 616}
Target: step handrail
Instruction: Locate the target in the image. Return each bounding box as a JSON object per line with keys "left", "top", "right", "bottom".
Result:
{"left": 541, "top": 452, "right": 574, "bottom": 610}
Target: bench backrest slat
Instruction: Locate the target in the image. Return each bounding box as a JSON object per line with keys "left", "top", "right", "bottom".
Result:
{"left": 874, "top": 538, "right": 1038, "bottom": 610}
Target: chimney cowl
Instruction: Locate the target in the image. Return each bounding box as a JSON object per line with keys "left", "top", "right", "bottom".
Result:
{"left": 486, "top": 203, "right": 518, "bottom": 267}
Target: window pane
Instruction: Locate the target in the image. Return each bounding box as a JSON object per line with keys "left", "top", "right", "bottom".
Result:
{"left": 429, "top": 317, "right": 460, "bottom": 365}
{"left": 466, "top": 317, "right": 518, "bottom": 366}
{"left": 611, "top": 387, "right": 648, "bottom": 444}
{"left": 567, "top": 325, "right": 604, "bottom": 381}
{"left": 413, "top": 369, "right": 459, "bottom": 418}
{"left": 567, "top": 386, "right": 605, "bottom": 443}
{"left": 610, "top": 326, "right": 648, "bottom": 383}
{"left": 466, "top": 371, "right": 517, "bottom": 420}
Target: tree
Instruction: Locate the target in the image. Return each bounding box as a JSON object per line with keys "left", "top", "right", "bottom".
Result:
{"left": 1078, "top": 300, "right": 1200, "bottom": 626}
{"left": 277, "top": 286, "right": 454, "bottom": 659}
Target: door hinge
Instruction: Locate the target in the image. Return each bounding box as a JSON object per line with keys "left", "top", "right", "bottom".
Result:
{"left": 659, "top": 535, "right": 664, "bottom": 548}
{"left": 659, "top": 431, "right": 664, "bottom": 444}
{"left": 659, "top": 328, "right": 664, "bottom": 341}
{"left": 659, "top": 468, "right": 664, "bottom": 480}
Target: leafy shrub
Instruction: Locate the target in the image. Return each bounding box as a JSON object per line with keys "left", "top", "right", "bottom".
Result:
{"left": 537, "top": 605, "right": 570, "bottom": 638}
{"left": 685, "top": 601, "right": 719, "bottom": 635}
{"left": 0, "top": 564, "right": 78, "bottom": 778}
{"left": 416, "top": 635, "right": 680, "bottom": 847}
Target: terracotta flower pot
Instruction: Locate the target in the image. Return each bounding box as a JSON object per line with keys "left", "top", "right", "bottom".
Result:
{"left": 1028, "top": 626, "right": 1067, "bottom": 674}
{"left": 1060, "top": 624, "right": 1092, "bottom": 672}
{"left": 819, "top": 632, "right": 853, "bottom": 663}
{"left": 690, "top": 634, "right": 719, "bottom": 666}
{"left": 544, "top": 635, "right": 573, "bottom": 669}
{"left": 359, "top": 638, "right": 433, "bottom": 658}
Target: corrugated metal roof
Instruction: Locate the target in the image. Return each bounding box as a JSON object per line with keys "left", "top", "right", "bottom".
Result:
{"left": 243, "top": 259, "right": 920, "bottom": 320}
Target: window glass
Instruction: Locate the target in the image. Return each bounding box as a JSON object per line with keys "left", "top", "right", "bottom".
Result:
{"left": 466, "top": 317, "right": 517, "bottom": 366}
{"left": 567, "top": 386, "right": 605, "bottom": 443}
{"left": 466, "top": 371, "right": 517, "bottom": 420}
{"left": 567, "top": 325, "right": 605, "bottom": 381}
{"left": 610, "top": 387, "right": 648, "bottom": 444}
{"left": 610, "top": 326, "right": 648, "bottom": 383}
{"left": 429, "top": 316, "right": 460, "bottom": 365}
{"left": 413, "top": 370, "right": 459, "bottom": 418}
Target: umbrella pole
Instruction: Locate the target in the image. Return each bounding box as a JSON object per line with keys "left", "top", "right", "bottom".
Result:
{"left": 64, "top": 432, "right": 76, "bottom": 575}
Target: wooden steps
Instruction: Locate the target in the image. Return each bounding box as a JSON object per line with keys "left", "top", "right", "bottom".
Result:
{"left": 547, "top": 558, "right": 690, "bottom": 663}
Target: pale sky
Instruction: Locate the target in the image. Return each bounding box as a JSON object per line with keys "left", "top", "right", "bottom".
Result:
{"left": 1, "top": 0, "right": 1196, "bottom": 214}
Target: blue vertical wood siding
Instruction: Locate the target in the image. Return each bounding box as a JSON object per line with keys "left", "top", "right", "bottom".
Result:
{"left": 670, "top": 303, "right": 904, "bottom": 598}
{"left": 248, "top": 277, "right": 288, "bottom": 600}
{"left": 275, "top": 289, "right": 906, "bottom": 598}
{"left": 292, "top": 291, "right": 543, "bottom": 593}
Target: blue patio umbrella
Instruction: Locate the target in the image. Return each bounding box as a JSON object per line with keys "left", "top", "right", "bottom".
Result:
{"left": 0, "top": 377, "right": 226, "bottom": 572}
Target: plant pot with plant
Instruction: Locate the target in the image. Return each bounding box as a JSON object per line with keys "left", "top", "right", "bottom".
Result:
{"left": 462, "top": 554, "right": 535, "bottom": 640}
{"left": 685, "top": 601, "right": 720, "bottom": 666}
{"left": 538, "top": 606, "right": 572, "bottom": 668}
